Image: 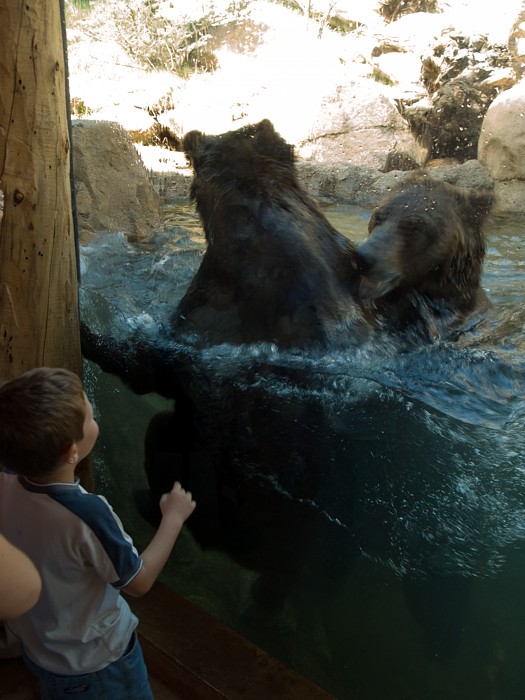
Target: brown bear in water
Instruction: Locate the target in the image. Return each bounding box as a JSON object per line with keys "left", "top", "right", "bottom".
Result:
{"left": 172, "top": 119, "right": 365, "bottom": 347}
{"left": 173, "top": 120, "right": 493, "bottom": 347}
{"left": 356, "top": 173, "right": 494, "bottom": 338}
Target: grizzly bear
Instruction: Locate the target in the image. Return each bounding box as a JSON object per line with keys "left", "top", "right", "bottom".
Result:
{"left": 171, "top": 119, "right": 364, "bottom": 348}
{"left": 172, "top": 121, "right": 493, "bottom": 348}
{"left": 356, "top": 173, "right": 494, "bottom": 338}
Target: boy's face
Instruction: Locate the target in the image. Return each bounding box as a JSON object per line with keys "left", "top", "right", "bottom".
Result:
{"left": 76, "top": 394, "right": 99, "bottom": 462}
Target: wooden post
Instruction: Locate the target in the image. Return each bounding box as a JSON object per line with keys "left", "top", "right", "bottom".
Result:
{"left": 0, "top": 1, "right": 90, "bottom": 487}
{"left": 0, "top": 0, "right": 81, "bottom": 380}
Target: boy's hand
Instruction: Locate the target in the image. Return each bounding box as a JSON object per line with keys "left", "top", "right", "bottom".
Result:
{"left": 124, "top": 481, "right": 197, "bottom": 597}
{"left": 159, "top": 481, "right": 196, "bottom": 526}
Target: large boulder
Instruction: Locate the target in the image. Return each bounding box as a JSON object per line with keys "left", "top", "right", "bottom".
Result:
{"left": 478, "top": 80, "right": 525, "bottom": 211}
{"left": 72, "top": 120, "right": 162, "bottom": 242}
{"left": 297, "top": 81, "right": 427, "bottom": 169}
{"left": 296, "top": 157, "right": 493, "bottom": 208}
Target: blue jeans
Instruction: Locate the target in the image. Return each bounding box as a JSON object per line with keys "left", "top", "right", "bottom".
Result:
{"left": 22, "top": 632, "right": 154, "bottom": 700}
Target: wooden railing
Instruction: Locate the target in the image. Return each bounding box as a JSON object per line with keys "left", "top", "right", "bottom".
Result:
{"left": 133, "top": 582, "right": 338, "bottom": 700}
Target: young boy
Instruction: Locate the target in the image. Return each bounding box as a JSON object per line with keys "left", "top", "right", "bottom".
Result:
{"left": 0, "top": 366, "right": 196, "bottom": 699}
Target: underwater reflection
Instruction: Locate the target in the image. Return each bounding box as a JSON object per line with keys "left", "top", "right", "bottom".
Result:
{"left": 80, "top": 203, "right": 525, "bottom": 700}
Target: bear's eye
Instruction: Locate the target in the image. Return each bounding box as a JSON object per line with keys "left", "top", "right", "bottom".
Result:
{"left": 400, "top": 218, "right": 425, "bottom": 233}
{"left": 369, "top": 209, "right": 384, "bottom": 231}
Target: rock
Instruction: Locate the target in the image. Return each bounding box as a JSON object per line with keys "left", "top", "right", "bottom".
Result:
{"left": 478, "top": 80, "right": 525, "bottom": 180}
{"left": 67, "top": 2, "right": 525, "bottom": 214}
{"left": 297, "top": 81, "right": 427, "bottom": 169}
{"left": 493, "top": 179, "right": 525, "bottom": 212}
{"left": 296, "top": 157, "right": 493, "bottom": 208}
{"left": 423, "top": 159, "right": 495, "bottom": 191}
{"left": 71, "top": 120, "right": 162, "bottom": 242}
{"left": 297, "top": 160, "right": 385, "bottom": 207}
{"left": 478, "top": 79, "right": 525, "bottom": 211}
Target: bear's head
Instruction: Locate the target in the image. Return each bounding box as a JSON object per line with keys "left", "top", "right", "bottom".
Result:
{"left": 356, "top": 174, "right": 494, "bottom": 314}
{"left": 183, "top": 119, "right": 298, "bottom": 245}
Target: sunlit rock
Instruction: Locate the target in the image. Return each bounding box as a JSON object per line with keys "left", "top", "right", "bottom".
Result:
{"left": 72, "top": 120, "right": 162, "bottom": 242}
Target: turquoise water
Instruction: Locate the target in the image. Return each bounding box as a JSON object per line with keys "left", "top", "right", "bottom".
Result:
{"left": 81, "top": 201, "right": 525, "bottom": 700}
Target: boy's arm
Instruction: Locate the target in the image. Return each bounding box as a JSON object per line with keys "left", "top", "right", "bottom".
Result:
{"left": 122, "top": 482, "right": 195, "bottom": 597}
{"left": 0, "top": 534, "right": 42, "bottom": 618}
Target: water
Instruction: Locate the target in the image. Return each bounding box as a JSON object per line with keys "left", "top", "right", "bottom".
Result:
{"left": 80, "top": 201, "right": 525, "bottom": 700}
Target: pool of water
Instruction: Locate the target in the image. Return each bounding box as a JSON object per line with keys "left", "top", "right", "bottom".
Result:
{"left": 80, "top": 200, "right": 525, "bottom": 700}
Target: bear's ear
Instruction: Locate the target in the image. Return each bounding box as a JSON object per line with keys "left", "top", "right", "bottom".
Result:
{"left": 468, "top": 190, "right": 495, "bottom": 225}
{"left": 255, "top": 119, "right": 276, "bottom": 136}
{"left": 254, "top": 119, "right": 294, "bottom": 163}
{"left": 183, "top": 130, "right": 205, "bottom": 168}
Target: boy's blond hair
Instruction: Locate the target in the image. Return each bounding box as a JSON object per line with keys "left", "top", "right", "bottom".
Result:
{"left": 0, "top": 367, "right": 86, "bottom": 477}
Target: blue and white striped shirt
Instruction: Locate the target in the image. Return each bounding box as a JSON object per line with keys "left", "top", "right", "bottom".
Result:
{"left": 0, "top": 471, "right": 142, "bottom": 674}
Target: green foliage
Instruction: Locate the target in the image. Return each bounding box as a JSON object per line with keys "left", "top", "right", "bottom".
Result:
{"left": 270, "top": 0, "right": 306, "bottom": 12}
{"left": 325, "top": 15, "right": 357, "bottom": 35}
{"left": 70, "top": 97, "right": 93, "bottom": 117}
{"left": 64, "top": 0, "right": 93, "bottom": 24}
{"left": 368, "top": 65, "right": 396, "bottom": 86}
{"left": 65, "top": 0, "right": 356, "bottom": 78}
{"left": 110, "top": 0, "right": 232, "bottom": 76}
{"left": 268, "top": 0, "right": 356, "bottom": 37}
{"left": 379, "top": 0, "right": 438, "bottom": 22}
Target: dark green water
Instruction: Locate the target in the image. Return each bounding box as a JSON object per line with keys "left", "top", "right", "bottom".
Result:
{"left": 81, "top": 201, "right": 525, "bottom": 700}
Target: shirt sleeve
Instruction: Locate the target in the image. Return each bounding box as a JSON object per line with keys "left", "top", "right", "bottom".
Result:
{"left": 82, "top": 495, "right": 143, "bottom": 588}
{"left": 51, "top": 488, "right": 143, "bottom": 588}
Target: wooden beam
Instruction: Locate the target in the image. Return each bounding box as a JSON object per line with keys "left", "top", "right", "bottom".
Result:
{"left": 0, "top": 0, "right": 81, "bottom": 380}
{"left": 132, "top": 582, "right": 338, "bottom": 700}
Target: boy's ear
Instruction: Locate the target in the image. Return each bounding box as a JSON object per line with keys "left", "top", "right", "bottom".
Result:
{"left": 63, "top": 443, "right": 78, "bottom": 465}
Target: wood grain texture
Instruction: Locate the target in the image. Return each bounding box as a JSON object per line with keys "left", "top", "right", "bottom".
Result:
{"left": 0, "top": 0, "right": 81, "bottom": 379}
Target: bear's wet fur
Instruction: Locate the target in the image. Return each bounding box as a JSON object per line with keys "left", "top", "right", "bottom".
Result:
{"left": 172, "top": 120, "right": 494, "bottom": 348}
{"left": 357, "top": 173, "right": 494, "bottom": 337}
{"left": 172, "top": 119, "right": 366, "bottom": 348}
